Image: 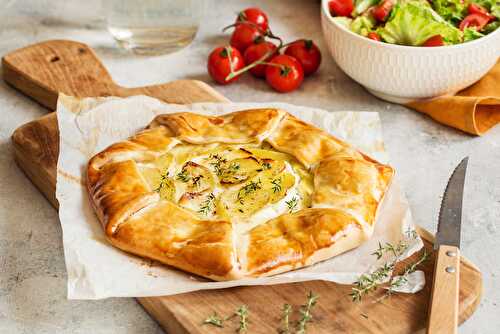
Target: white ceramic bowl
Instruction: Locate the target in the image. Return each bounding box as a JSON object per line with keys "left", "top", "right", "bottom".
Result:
{"left": 321, "top": 0, "right": 500, "bottom": 103}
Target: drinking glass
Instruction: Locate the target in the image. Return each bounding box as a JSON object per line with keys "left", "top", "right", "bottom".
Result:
{"left": 105, "top": 0, "right": 203, "bottom": 55}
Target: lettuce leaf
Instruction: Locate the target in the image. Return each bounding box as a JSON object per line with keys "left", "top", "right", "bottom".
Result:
{"left": 350, "top": 16, "right": 376, "bottom": 36}
{"left": 463, "top": 27, "right": 485, "bottom": 41}
{"left": 353, "top": 0, "right": 380, "bottom": 16}
{"left": 432, "top": 0, "right": 467, "bottom": 24}
{"left": 483, "top": 20, "right": 500, "bottom": 33}
{"left": 377, "top": 1, "right": 462, "bottom": 45}
{"left": 332, "top": 16, "right": 354, "bottom": 29}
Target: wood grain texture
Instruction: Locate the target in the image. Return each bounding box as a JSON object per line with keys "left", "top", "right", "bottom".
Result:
{"left": 6, "top": 40, "right": 482, "bottom": 333}
{"left": 427, "top": 245, "right": 460, "bottom": 334}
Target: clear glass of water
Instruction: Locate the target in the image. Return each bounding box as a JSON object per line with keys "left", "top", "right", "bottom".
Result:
{"left": 105, "top": 0, "right": 203, "bottom": 55}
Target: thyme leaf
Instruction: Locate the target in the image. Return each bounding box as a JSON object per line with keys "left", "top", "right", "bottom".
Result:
{"left": 209, "top": 154, "right": 228, "bottom": 176}
{"left": 386, "top": 250, "right": 429, "bottom": 296}
{"left": 271, "top": 177, "right": 282, "bottom": 193}
{"left": 154, "top": 173, "right": 172, "bottom": 193}
{"left": 176, "top": 169, "right": 191, "bottom": 183}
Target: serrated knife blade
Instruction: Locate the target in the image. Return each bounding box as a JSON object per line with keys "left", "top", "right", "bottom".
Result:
{"left": 435, "top": 157, "right": 468, "bottom": 250}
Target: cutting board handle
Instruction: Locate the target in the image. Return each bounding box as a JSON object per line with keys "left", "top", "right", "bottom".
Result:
{"left": 2, "top": 40, "right": 119, "bottom": 109}
{"left": 2, "top": 39, "right": 227, "bottom": 110}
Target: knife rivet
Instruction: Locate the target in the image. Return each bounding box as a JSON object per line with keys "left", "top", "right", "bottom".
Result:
{"left": 446, "top": 251, "right": 457, "bottom": 257}
{"left": 446, "top": 266, "right": 456, "bottom": 273}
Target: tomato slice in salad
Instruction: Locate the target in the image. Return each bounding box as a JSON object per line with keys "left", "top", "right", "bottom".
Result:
{"left": 459, "top": 13, "right": 492, "bottom": 31}
{"left": 367, "top": 32, "right": 382, "bottom": 41}
{"left": 328, "top": 0, "right": 354, "bottom": 17}
{"left": 373, "top": 0, "right": 394, "bottom": 22}
{"left": 422, "top": 35, "right": 445, "bottom": 47}
{"left": 468, "top": 3, "right": 495, "bottom": 20}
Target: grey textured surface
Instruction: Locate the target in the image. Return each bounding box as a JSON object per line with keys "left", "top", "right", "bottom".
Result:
{"left": 0, "top": 0, "right": 498, "bottom": 333}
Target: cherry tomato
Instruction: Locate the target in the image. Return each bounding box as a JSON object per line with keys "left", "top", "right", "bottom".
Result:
{"left": 468, "top": 3, "right": 495, "bottom": 20}
{"left": 207, "top": 46, "right": 245, "bottom": 85}
{"left": 236, "top": 7, "right": 269, "bottom": 32}
{"left": 459, "top": 13, "right": 491, "bottom": 31}
{"left": 367, "top": 32, "right": 382, "bottom": 41}
{"left": 244, "top": 41, "right": 277, "bottom": 78}
{"left": 230, "top": 23, "right": 263, "bottom": 53}
{"left": 328, "top": 0, "right": 354, "bottom": 17}
{"left": 284, "top": 40, "right": 322, "bottom": 76}
{"left": 265, "top": 55, "right": 304, "bottom": 93}
{"left": 422, "top": 35, "right": 445, "bottom": 47}
{"left": 373, "top": 0, "right": 394, "bottom": 22}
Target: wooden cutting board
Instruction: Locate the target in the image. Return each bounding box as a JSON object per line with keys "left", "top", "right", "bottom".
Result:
{"left": 5, "top": 40, "right": 482, "bottom": 334}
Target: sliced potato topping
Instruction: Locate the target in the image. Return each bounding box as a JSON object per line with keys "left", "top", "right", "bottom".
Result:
{"left": 219, "top": 156, "right": 261, "bottom": 184}
{"left": 138, "top": 153, "right": 176, "bottom": 201}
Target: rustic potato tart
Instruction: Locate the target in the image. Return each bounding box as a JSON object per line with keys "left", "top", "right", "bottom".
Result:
{"left": 87, "top": 108, "right": 394, "bottom": 280}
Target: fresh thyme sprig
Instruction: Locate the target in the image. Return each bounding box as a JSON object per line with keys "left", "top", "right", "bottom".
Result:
{"left": 261, "top": 161, "right": 272, "bottom": 170}
{"left": 192, "top": 175, "right": 204, "bottom": 187}
{"left": 279, "top": 304, "right": 292, "bottom": 334}
{"left": 285, "top": 197, "right": 298, "bottom": 213}
{"left": 296, "top": 291, "right": 318, "bottom": 334}
{"left": 203, "top": 312, "right": 224, "bottom": 328}
{"left": 198, "top": 193, "right": 216, "bottom": 215}
{"left": 351, "top": 229, "right": 426, "bottom": 302}
{"left": 236, "top": 305, "right": 249, "bottom": 333}
{"left": 154, "top": 172, "right": 171, "bottom": 193}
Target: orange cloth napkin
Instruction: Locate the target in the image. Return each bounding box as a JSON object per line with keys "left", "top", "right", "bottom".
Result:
{"left": 407, "top": 59, "right": 500, "bottom": 135}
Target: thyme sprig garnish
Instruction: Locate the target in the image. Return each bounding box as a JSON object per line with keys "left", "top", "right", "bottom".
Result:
{"left": 209, "top": 154, "right": 228, "bottom": 176}
{"left": 279, "top": 304, "right": 293, "bottom": 334}
{"left": 203, "top": 312, "right": 224, "bottom": 328}
{"left": 198, "top": 193, "right": 216, "bottom": 216}
{"left": 236, "top": 305, "right": 249, "bottom": 333}
{"left": 285, "top": 197, "right": 298, "bottom": 213}
{"left": 176, "top": 169, "right": 190, "bottom": 182}
{"left": 237, "top": 179, "right": 262, "bottom": 204}
{"left": 296, "top": 291, "right": 318, "bottom": 334}
{"left": 261, "top": 161, "right": 272, "bottom": 170}
{"left": 350, "top": 263, "right": 394, "bottom": 302}
{"left": 271, "top": 177, "right": 282, "bottom": 193}
{"left": 192, "top": 175, "right": 204, "bottom": 187}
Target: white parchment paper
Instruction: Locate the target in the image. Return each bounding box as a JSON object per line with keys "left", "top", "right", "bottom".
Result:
{"left": 55, "top": 94, "right": 423, "bottom": 299}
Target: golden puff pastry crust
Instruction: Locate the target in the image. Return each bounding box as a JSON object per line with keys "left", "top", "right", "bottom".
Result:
{"left": 87, "top": 108, "right": 394, "bottom": 280}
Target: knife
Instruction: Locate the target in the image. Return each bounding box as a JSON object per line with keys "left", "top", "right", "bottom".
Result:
{"left": 427, "top": 157, "right": 468, "bottom": 334}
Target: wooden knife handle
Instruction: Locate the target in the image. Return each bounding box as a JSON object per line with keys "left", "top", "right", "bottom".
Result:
{"left": 427, "top": 245, "right": 460, "bottom": 334}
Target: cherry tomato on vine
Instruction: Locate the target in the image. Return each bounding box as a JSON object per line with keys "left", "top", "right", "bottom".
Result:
{"left": 244, "top": 41, "right": 277, "bottom": 78}
{"left": 265, "top": 55, "right": 304, "bottom": 93}
{"left": 230, "top": 23, "right": 264, "bottom": 53}
{"left": 236, "top": 7, "right": 269, "bottom": 32}
{"left": 459, "top": 13, "right": 491, "bottom": 31}
{"left": 284, "top": 40, "right": 322, "bottom": 76}
{"left": 468, "top": 3, "right": 495, "bottom": 20}
{"left": 207, "top": 46, "right": 245, "bottom": 85}
{"left": 373, "top": 0, "right": 394, "bottom": 22}
{"left": 422, "top": 35, "right": 445, "bottom": 47}
{"left": 367, "top": 32, "right": 382, "bottom": 41}
{"left": 328, "top": 0, "right": 354, "bottom": 17}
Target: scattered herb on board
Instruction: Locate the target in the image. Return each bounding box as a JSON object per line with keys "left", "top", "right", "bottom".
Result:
{"left": 279, "top": 303, "right": 293, "bottom": 334}
{"left": 386, "top": 250, "right": 430, "bottom": 296}
{"left": 236, "top": 305, "right": 249, "bottom": 333}
{"left": 203, "top": 312, "right": 224, "bottom": 328}
{"left": 296, "top": 291, "right": 319, "bottom": 334}
{"left": 198, "top": 193, "right": 216, "bottom": 216}
{"left": 271, "top": 177, "right": 282, "bottom": 193}
{"left": 285, "top": 196, "right": 299, "bottom": 213}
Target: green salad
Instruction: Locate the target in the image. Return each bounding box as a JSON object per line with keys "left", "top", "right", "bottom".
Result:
{"left": 328, "top": 0, "right": 500, "bottom": 46}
